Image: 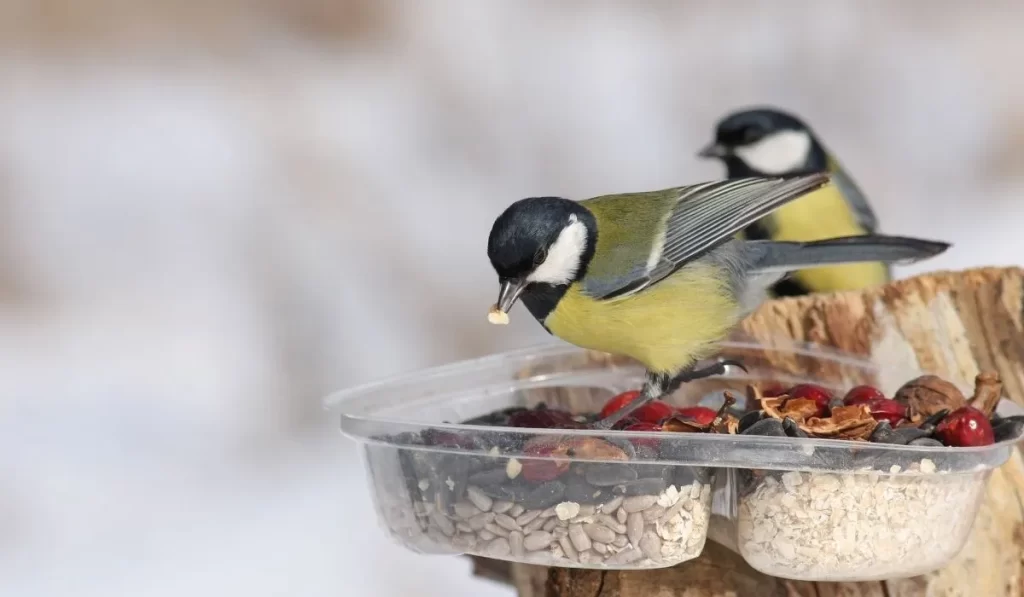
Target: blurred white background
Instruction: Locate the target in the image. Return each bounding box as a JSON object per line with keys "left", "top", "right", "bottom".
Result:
{"left": 1, "top": 1, "right": 1023, "bottom": 596}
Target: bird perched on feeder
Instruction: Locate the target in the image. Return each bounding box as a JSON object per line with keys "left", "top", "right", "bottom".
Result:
{"left": 485, "top": 174, "right": 949, "bottom": 427}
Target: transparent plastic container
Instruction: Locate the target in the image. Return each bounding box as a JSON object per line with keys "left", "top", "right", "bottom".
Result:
{"left": 328, "top": 340, "right": 1023, "bottom": 576}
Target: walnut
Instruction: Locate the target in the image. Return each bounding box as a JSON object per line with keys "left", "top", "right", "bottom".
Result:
{"left": 894, "top": 375, "right": 966, "bottom": 423}
{"left": 969, "top": 370, "right": 1002, "bottom": 417}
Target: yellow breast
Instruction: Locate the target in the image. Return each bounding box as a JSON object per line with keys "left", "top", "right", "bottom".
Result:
{"left": 544, "top": 264, "right": 739, "bottom": 374}
{"left": 768, "top": 185, "right": 889, "bottom": 292}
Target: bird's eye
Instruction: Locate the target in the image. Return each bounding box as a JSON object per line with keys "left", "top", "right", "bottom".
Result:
{"left": 533, "top": 248, "right": 547, "bottom": 267}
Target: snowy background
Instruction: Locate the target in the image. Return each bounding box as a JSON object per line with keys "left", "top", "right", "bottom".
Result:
{"left": 2, "top": 1, "right": 1023, "bottom": 596}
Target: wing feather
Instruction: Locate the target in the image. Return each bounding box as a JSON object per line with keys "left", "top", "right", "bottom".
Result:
{"left": 588, "top": 173, "right": 830, "bottom": 300}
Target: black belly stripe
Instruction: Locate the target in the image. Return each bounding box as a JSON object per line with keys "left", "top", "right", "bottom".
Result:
{"left": 521, "top": 283, "right": 569, "bottom": 332}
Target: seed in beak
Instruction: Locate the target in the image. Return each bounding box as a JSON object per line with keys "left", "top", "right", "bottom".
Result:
{"left": 488, "top": 305, "right": 510, "bottom": 325}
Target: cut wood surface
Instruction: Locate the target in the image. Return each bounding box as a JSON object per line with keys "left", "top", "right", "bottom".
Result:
{"left": 470, "top": 267, "right": 1024, "bottom": 597}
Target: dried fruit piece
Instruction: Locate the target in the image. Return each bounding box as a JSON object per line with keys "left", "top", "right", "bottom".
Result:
{"left": 894, "top": 375, "right": 966, "bottom": 423}
{"left": 567, "top": 437, "right": 629, "bottom": 461}
{"left": 519, "top": 434, "right": 627, "bottom": 483}
{"left": 787, "top": 384, "right": 833, "bottom": 417}
{"left": 969, "top": 371, "right": 1002, "bottom": 417}
{"left": 662, "top": 392, "right": 737, "bottom": 433}
{"left": 661, "top": 417, "right": 705, "bottom": 433}
{"left": 935, "top": 406, "right": 994, "bottom": 447}
{"left": 717, "top": 413, "right": 740, "bottom": 435}
{"left": 803, "top": 404, "right": 877, "bottom": 440}
{"left": 675, "top": 406, "right": 718, "bottom": 426}
{"left": 865, "top": 398, "right": 908, "bottom": 426}
{"left": 520, "top": 437, "right": 572, "bottom": 482}
{"left": 632, "top": 400, "right": 675, "bottom": 424}
{"left": 600, "top": 390, "right": 641, "bottom": 419}
{"left": 843, "top": 385, "right": 886, "bottom": 407}
{"left": 761, "top": 397, "right": 820, "bottom": 423}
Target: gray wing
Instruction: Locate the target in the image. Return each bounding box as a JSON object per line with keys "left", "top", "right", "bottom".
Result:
{"left": 593, "top": 173, "right": 830, "bottom": 300}
{"left": 827, "top": 154, "right": 879, "bottom": 232}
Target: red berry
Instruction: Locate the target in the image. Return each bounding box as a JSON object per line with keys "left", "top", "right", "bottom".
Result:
{"left": 520, "top": 437, "right": 572, "bottom": 482}
{"left": 600, "top": 390, "right": 641, "bottom": 419}
{"left": 865, "top": 398, "right": 908, "bottom": 425}
{"left": 935, "top": 406, "right": 995, "bottom": 447}
{"left": 508, "top": 408, "right": 575, "bottom": 429}
{"left": 843, "top": 385, "right": 886, "bottom": 407}
{"left": 622, "top": 421, "right": 663, "bottom": 450}
{"left": 633, "top": 400, "right": 675, "bottom": 424}
{"left": 788, "top": 384, "right": 832, "bottom": 417}
{"left": 675, "top": 406, "right": 718, "bottom": 426}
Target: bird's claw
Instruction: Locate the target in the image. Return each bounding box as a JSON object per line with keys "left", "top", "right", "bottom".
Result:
{"left": 676, "top": 358, "right": 746, "bottom": 383}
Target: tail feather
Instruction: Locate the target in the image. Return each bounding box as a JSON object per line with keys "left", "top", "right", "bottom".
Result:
{"left": 749, "top": 235, "right": 950, "bottom": 273}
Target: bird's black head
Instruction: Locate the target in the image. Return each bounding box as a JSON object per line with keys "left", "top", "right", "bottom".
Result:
{"left": 486, "top": 196, "right": 596, "bottom": 322}
{"left": 699, "top": 107, "right": 824, "bottom": 176}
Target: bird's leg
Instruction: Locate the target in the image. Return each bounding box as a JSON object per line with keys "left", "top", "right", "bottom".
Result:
{"left": 664, "top": 358, "right": 747, "bottom": 394}
{"left": 592, "top": 371, "right": 670, "bottom": 430}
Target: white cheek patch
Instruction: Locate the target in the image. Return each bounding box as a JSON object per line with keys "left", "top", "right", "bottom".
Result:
{"left": 527, "top": 216, "right": 587, "bottom": 285}
{"left": 734, "top": 130, "right": 812, "bottom": 174}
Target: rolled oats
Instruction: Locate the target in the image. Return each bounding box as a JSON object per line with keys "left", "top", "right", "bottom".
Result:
{"left": 737, "top": 462, "right": 986, "bottom": 580}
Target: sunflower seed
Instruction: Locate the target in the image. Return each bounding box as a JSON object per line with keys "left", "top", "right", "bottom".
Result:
{"left": 558, "top": 536, "right": 579, "bottom": 561}
{"left": 627, "top": 512, "right": 644, "bottom": 546}
{"left": 568, "top": 524, "right": 592, "bottom": 552}
{"left": 622, "top": 495, "right": 658, "bottom": 512}
{"left": 466, "top": 486, "right": 494, "bottom": 512}
{"left": 509, "top": 531, "right": 525, "bottom": 556}
{"left": 491, "top": 500, "right": 514, "bottom": 514}
{"left": 582, "top": 523, "right": 616, "bottom": 544}
{"left": 494, "top": 513, "right": 520, "bottom": 532}
{"left": 523, "top": 531, "right": 553, "bottom": 551}
{"left": 516, "top": 509, "right": 541, "bottom": 527}
{"left": 600, "top": 496, "right": 624, "bottom": 514}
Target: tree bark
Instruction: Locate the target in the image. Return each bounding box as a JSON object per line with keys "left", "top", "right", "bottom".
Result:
{"left": 472, "top": 266, "right": 1024, "bottom": 597}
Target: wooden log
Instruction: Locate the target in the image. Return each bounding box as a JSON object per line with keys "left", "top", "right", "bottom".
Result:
{"left": 471, "top": 267, "right": 1024, "bottom": 596}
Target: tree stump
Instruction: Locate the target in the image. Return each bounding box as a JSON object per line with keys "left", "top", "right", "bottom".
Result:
{"left": 471, "top": 267, "right": 1024, "bottom": 597}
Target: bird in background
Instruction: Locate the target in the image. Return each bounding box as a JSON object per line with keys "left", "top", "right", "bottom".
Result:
{"left": 699, "top": 107, "right": 889, "bottom": 297}
{"left": 485, "top": 174, "right": 950, "bottom": 427}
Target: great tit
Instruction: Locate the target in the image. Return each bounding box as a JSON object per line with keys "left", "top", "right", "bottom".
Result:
{"left": 486, "top": 174, "right": 949, "bottom": 427}
{"left": 699, "top": 108, "right": 888, "bottom": 297}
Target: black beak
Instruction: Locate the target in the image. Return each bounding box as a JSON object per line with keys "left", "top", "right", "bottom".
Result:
{"left": 496, "top": 278, "right": 527, "bottom": 314}
{"left": 697, "top": 142, "right": 728, "bottom": 159}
